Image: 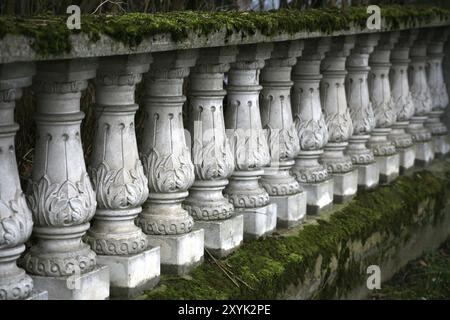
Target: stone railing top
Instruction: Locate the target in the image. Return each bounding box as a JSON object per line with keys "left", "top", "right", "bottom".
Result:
{"left": 0, "top": 5, "right": 449, "bottom": 64}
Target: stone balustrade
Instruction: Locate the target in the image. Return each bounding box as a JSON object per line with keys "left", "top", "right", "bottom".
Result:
{"left": 1, "top": 8, "right": 450, "bottom": 300}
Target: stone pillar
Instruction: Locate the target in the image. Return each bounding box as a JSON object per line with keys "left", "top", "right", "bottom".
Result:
{"left": 388, "top": 30, "right": 417, "bottom": 174}
{"left": 346, "top": 34, "right": 380, "bottom": 190}
{"left": 260, "top": 40, "right": 306, "bottom": 227}
{"left": 224, "top": 43, "right": 276, "bottom": 239}
{"left": 368, "top": 32, "right": 400, "bottom": 184}
{"left": 25, "top": 59, "right": 109, "bottom": 300}
{"left": 137, "top": 50, "right": 203, "bottom": 275}
{"left": 184, "top": 46, "right": 244, "bottom": 258}
{"left": 425, "top": 27, "right": 450, "bottom": 158}
{"left": 85, "top": 54, "right": 159, "bottom": 297}
{"left": 408, "top": 30, "right": 434, "bottom": 166}
{"left": 320, "top": 36, "right": 358, "bottom": 204}
{"left": 291, "top": 38, "right": 334, "bottom": 215}
{"left": 0, "top": 62, "right": 46, "bottom": 300}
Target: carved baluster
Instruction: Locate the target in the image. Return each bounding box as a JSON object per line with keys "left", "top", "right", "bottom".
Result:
{"left": 137, "top": 50, "right": 203, "bottom": 275}
{"left": 0, "top": 63, "right": 41, "bottom": 300}
{"left": 320, "top": 36, "right": 357, "bottom": 204}
{"left": 367, "top": 32, "right": 400, "bottom": 184}
{"left": 184, "top": 46, "right": 243, "bottom": 257}
{"left": 25, "top": 59, "right": 109, "bottom": 300}
{"left": 224, "top": 43, "right": 276, "bottom": 239}
{"left": 85, "top": 54, "right": 159, "bottom": 297}
{"left": 346, "top": 34, "right": 380, "bottom": 190}
{"left": 291, "top": 38, "right": 333, "bottom": 214}
{"left": 259, "top": 40, "right": 306, "bottom": 227}
{"left": 425, "top": 27, "right": 450, "bottom": 157}
{"left": 408, "top": 30, "right": 434, "bottom": 166}
{"left": 388, "top": 30, "right": 417, "bottom": 174}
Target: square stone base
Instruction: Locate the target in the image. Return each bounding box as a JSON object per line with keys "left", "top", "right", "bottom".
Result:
{"left": 355, "top": 162, "right": 379, "bottom": 191}
{"left": 147, "top": 229, "right": 204, "bottom": 276}
{"left": 194, "top": 214, "right": 244, "bottom": 258}
{"left": 377, "top": 154, "right": 400, "bottom": 185}
{"left": 26, "top": 290, "right": 48, "bottom": 300}
{"left": 31, "top": 265, "right": 110, "bottom": 300}
{"left": 433, "top": 135, "right": 450, "bottom": 158}
{"left": 333, "top": 170, "right": 358, "bottom": 204}
{"left": 301, "top": 179, "right": 334, "bottom": 215}
{"left": 239, "top": 203, "right": 277, "bottom": 240}
{"left": 96, "top": 247, "right": 160, "bottom": 298}
{"left": 399, "top": 146, "right": 416, "bottom": 174}
{"left": 271, "top": 192, "right": 306, "bottom": 228}
{"left": 415, "top": 141, "right": 435, "bottom": 167}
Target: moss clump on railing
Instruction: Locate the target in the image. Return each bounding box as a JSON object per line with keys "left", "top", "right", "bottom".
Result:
{"left": 138, "top": 162, "right": 450, "bottom": 300}
{"left": 0, "top": 5, "right": 449, "bottom": 56}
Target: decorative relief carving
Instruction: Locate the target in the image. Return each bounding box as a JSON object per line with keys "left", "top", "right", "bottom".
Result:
{"left": 192, "top": 138, "right": 234, "bottom": 180}
{"left": 136, "top": 214, "right": 193, "bottom": 235}
{"left": 373, "top": 98, "right": 396, "bottom": 128}
{"left": 95, "top": 74, "right": 142, "bottom": 86}
{"left": 0, "top": 275, "right": 33, "bottom": 300}
{"left": 0, "top": 192, "right": 33, "bottom": 249}
{"left": 84, "top": 236, "right": 147, "bottom": 256}
{"left": 183, "top": 200, "right": 233, "bottom": 221}
{"left": 323, "top": 109, "right": 353, "bottom": 143}
{"left": 290, "top": 165, "right": 330, "bottom": 183}
{"left": 224, "top": 189, "right": 270, "bottom": 208}
{"left": 32, "top": 80, "right": 87, "bottom": 94}
{"left": 141, "top": 147, "right": 194, "bottom": 194}
{"left": 260, "top": 178, "right": 301, "bottom": 196}
{"left": 26, "top": 173, "right": 96, "bottom": 227}
{"left": 294, "top": 113, "right": 328, "bottom": 151}
{"left": 89, "top": 160, "right": 148, "bottom": 210}
{"left": 264, "top": 124, "right": 299, "bottom": 160}
{"left": 322, "top": 159, "right": 353, "bottom": 174}
{"left": 393, "top": 93, "right": 415, "bottom": 121}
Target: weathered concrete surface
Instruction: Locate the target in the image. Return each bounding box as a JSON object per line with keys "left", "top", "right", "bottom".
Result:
{"left": 0, "top": 19, "right": 448, "bottom": 64}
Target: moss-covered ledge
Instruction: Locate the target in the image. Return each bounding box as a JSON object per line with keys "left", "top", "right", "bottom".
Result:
{"left": 1, "top": 5, "right": 449, "bottom": 64}
{"left": 138, "top": 159, "right": 450, "bottom": 300}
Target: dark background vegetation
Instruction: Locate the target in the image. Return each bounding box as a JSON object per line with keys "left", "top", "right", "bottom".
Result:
{"left": 0, "top": 0, "right": 449, "bottom": 15}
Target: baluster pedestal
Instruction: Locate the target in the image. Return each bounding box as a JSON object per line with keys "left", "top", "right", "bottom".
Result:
{"left": 320, "top": 36, "right": 358, "bottom": 204}
{"left": 225, "top": 43, "right": 277, "bottom": 239}
{"left": 86, "top": 54, "right": 160, "bottom": 297}
{"left": 185, "top": 46, "right": 244, "bottom": 257}
{"left": 260, "top": 41, "right": 306, "bottom": 227}
{"left": 25, "top": 59, "right": 109, "bottom": 300}
{"left": 138, "top": 50, "right": 204, "bottom": 275}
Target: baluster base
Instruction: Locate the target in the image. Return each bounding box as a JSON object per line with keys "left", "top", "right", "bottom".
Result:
{"left": 433, "top": 135, "right": 450, "bottom": 157}
{"left": 354, "top": 162, "right": 380, "bottom": 191}
{"left": 30, "top": 265, "right": 109, "bottom": 300}
{"left": 414, "top": 141, "right": 435, "bottom": 166}
{"left": 96, "top": 247, "right": 160, "bottom": 298}
{"left": 301, "top": 179, "right": 334, "bottom": 215}
{"left": 377, "top": 154, "right": 400, "bottom": 185}
{"left": 238, "top": 203, "right": 278, "bottom": 240}
{"left": 398, "top": 146, "right": 417, "bottom": 174}
{"left": 271, "top": 193, "right": 306, "bottom": 228}
{"left": 195, "top": 214, "right": 243, "bottom": 258}
{"left": 332, "top": 170, "right": 359, "bottom": 204}
{"left": 25, "top": 291, "right": 48, "bottom": 300}
{"left": 146, "top": 229, "right": 204, "bottom": 276}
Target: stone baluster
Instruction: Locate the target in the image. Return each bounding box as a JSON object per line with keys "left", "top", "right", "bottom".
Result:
{"left": 184, "top": 46, "right": 244, "bottom": 258}
{"left": 259, "top": 40, "right": 306, "bottom": 227}
{"left": 388, "top": 30, "right": 417, "bottom": 174}
{"left": 291, "top": 38, "right": 333, "bottom": 215}
{"left": 367, "top": 31, "right": 400, "bottom": 184}
{"left": 85, "top": 54, "right": 159, "bottom": 297}
{"left": 0, "top": 62, "right": 44, "bottom": 300}
{"left": 137, "top": 50, "right": 204, "bottom": 275}
{"left": 425, "top": 27, "right": 450, "bottom": 158}
{"left": 320, "top": 36, "right": 358, "bottom": 204}
{"left": 345, "top": 33, "right": 380, "bottom": 190}
{"left": 444, "top": 28, "right": 450, "bottom": 137}
{"left": 408, "top": 30, "right": 434, "bottom": 166}
{"left": 25, "top": 59, "right": 109, "bottom": 300}
{"left": 224, "top": 43, "right": 276, "bottom": 239}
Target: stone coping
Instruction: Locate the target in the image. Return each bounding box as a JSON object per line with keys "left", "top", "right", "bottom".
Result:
{"left": 1, "top": 5, "right": 450, "bottom": 64}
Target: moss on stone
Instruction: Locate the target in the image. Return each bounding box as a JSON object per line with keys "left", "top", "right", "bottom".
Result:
{"left": 0, "top": 5, "right": 449, "bottom": 56}
{"left": 140, "top": 162, "right": 450, "bottom": 300}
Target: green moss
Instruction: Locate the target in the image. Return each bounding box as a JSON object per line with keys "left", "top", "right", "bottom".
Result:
{"left": 0, "top": 5, "right": 449, "bottom": 56}
{"left": 140, "top": 162, "right": 450, "bottom": 300}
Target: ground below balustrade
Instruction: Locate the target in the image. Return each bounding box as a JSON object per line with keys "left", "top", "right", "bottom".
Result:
{"left": 137, "top": 158, "right": 450, "bottom": 300}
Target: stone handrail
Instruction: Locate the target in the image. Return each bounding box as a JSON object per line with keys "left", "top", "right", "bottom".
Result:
{"left": 1, "top": 5, "right": 450, "bottom": 300}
